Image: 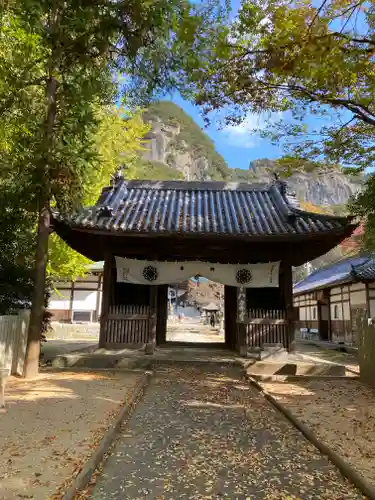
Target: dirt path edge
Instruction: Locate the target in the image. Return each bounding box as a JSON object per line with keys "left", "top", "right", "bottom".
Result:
{"left": 245, "top": 374, "right": 375, "bottom": 500}
{"left": 61, "top": 370, "right": 153, "bottom": 500}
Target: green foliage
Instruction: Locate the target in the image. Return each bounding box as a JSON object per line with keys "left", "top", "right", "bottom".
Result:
{"left": 133, "top": 160, "right": 184, "bottom": 181}
{"left": 0, "top": 0, "right": 228, "bottom": 211}
{"left": 47, "top": 106, "right": 150, "bottom": 281}
{"left": 144, "top": 101, "right": 230, "bottom": 180}
{"left": 0, "top": 0, "right": 228, "bottom": 373}
{"left": 0, "top": 183, "right": 35, "bottom": 314}
{"left": 188, "top": 0, "right": 375, "bottom": 172}
{"left": 187, "top": 0, "right": 375, "bottom": 247}
{"left": 0, "top": 1, "right": 228, "bottom": 300}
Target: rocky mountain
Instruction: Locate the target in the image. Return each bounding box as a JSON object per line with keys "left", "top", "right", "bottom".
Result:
{"left": 233, "top": 159, "right": 363, "bottom": 207}
{"left": 141, "top": 101, "right": 364, "bottom": 206}
{"left": 142, "top": 101, "right": 228, "bottom": 181}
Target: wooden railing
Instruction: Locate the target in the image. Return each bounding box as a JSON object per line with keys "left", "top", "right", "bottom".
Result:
{"left": 243, "top": 308, "right": 287, "bottom": 348}
{"left": 105, "top": 305, "right": 150, "bottom": 345}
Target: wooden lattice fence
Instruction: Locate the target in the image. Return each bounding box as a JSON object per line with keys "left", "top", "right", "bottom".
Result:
{"left": 244, "top": 308, "right": 287, "bottom": 348}
{"left": 104, "top": 305, "right": 150, "bottom": 346}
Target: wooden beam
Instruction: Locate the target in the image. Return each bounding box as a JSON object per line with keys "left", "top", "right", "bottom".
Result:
{"left": 99, "top": 254, "right": 112, "bottom": 348}
{"left": 366, "top": 282, "right": 370, "bottom": 318}
{"left": 54, "top": 221, "right": 356, "bottom": 267}
{"left": 282, "top": 261, "right": 295, "bottom": 352}
{"left": 156, "top": 285, "right": 168, "bottom": 346}
{"left": 95, "top": 273, "right": 102, "bottom": 322}
{"left": 224, "top": 286, "right": 237, "bottom": 349}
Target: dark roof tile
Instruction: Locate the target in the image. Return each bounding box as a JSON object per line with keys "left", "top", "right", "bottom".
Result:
{"left": 57, "top": 179, "right": 353, "bottom": 238}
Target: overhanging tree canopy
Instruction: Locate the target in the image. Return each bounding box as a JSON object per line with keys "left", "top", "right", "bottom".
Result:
{"left": 189, "top": 0, "right": 375, "bottom": 247}
{"left": 191, "top": 0, "right": 375, "bottom": 170}
{"left": 0, "top": 0, "right": 228, "bottom": 377}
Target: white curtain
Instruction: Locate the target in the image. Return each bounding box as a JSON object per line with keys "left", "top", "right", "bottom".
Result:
{"left": 115, "top": 257, "right": 280, "bottom": 288}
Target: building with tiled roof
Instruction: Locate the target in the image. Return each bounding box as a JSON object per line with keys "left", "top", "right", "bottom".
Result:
{"left": 53, "top": 176, "right": 356, "bottom": 352}
{"left": 293, "top": 254, "right": 375, "bottom": 346}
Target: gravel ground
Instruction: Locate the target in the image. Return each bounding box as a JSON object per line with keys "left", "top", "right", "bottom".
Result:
{"left": 166, "top": 321, "right": 224, "bottom": 343}
{"left": 0, "top": 370, "right": 141, "bottom": 500}
{"left": 261, "top": 377, "right": 375, "bottom": 486}
{"left": 90, "top": 365, "right": 363, "bottom": 499}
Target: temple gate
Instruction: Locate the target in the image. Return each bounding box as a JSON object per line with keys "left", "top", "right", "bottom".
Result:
{"left": 53, "top": 178, "right": 356, "bottom": 354}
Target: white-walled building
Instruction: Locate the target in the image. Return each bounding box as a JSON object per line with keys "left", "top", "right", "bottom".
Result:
{"left": 293, "top": 254, "right": 375, "bottom": 345}
{"left": 48, "top": 262, "right": 103, "bottom": 323}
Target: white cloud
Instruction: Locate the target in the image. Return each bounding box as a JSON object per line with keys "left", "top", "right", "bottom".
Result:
{"left": 222, "top": 112, "right": 282, "bottom": 148}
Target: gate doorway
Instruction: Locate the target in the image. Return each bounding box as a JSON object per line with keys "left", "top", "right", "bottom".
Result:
{"left": 156, "top": 281, "right": 237, "bottom": 348}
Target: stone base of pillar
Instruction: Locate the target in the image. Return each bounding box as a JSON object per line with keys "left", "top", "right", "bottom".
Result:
{"left": 239, "top": 345, "right": 248, "bottom": 357}
{"left": 145, "top": 342, "right": 155, "bottom": 355}
{"left": 288, "top": 340, "right": 296, "bottom": 353}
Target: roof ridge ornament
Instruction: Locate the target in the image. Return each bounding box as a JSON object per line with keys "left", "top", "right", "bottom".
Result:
{"left": 269, "top": 179, "right": 295, "bottom": 218}
{"left": 97, "top": 206, "right": 113, "bottom": 218}
{"left": 111, "top": 165, "right": 127, "bottom": 187}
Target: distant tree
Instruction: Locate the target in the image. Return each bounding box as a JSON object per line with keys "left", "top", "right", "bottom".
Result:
{"left": 191, "top": 0, "right": 375, "bottom": 169}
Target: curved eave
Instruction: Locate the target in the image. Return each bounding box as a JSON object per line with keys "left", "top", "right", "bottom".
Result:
{"left": 290, "top": 207, "right": 355, "bottom": 224}
{"left": 294, "top": 276, "right": 352, "bottom": 296}
{"left": 52, "top": 218, "right": 357, "bottom": 266}
{"left": 52, "top": 217, "right": 356, "bottom": 242}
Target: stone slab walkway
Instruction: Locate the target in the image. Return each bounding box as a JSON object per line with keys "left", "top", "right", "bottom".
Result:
{"left": 90, "top": 365, "right": 363, "bottom": 499}
{"left": 296, "top": 341, "right": 359, "bottom": 373}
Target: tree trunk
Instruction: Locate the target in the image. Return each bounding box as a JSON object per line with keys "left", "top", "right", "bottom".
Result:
{"left": 23, "top": 206, "right": 51, "bottom": 378}
{"left": 23, "top": 75, "right": 57, "bottom": 378}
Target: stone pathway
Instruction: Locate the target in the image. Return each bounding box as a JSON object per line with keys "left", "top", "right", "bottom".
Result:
{"left": 296, "top": 341, "right": 359, "bottom": 373}
{"left": 90, "top": 365, "right": 363, "bottom": 499}
{"left": 166, "top": 320, "right": 224, "bottom": 343}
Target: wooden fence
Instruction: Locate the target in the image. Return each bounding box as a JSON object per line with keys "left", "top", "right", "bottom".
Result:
{"left": 0, "top": 311, "right": 29, "bottom": 375}
{"left": 104, "top": 305, "right": 150, "bottom": 345}
{"left": 244, "top": 308, "right": 287, "bottom": 348}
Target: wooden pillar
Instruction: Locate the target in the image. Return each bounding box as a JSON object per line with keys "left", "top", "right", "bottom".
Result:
{"left": 94, "top": 273, "right": 102, "bottom": 322}
{"left": 146, "top": 285, "right": 158, "bottom": 354}
{"left": 282, "top": 261, "right": 295, "bottom": 352}
{"left": 156, "top": 285, "right": 168, "bottom": 346}
{"left": 237, "top": 286, "right": 247, "bottom": 356}
{"left": 224, "top": 286, "right": 237, "bottom": 349}
{"left": 98, "top": 254, "right": 112, "bottom": 348}
{"left": 69, "top": 281, "right": 75, "bottom": 322}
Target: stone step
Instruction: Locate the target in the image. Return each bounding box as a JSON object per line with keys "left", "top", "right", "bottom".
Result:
{"left": 247, "top": 361, "right": 346, "bottom": 377}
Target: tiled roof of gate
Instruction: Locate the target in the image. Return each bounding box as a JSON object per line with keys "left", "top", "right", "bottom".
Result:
{"left": 293, "top": 254, "right": 375, "bottom": 294}
{"left": 55, "top": 179, "right": 353, "bottom": 237}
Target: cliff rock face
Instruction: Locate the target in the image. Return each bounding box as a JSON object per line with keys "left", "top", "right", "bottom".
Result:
{"left": 142, "top": 120, "right": 210, "bottom": 181}
{"left": 142, "top": 101, "right": 229, "bottom": 181}
{"left": 247, "top": 159, "right": 363, "bottom": 206}
{"left": 142, "top": 102, "right": 364, "bottom": 206}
